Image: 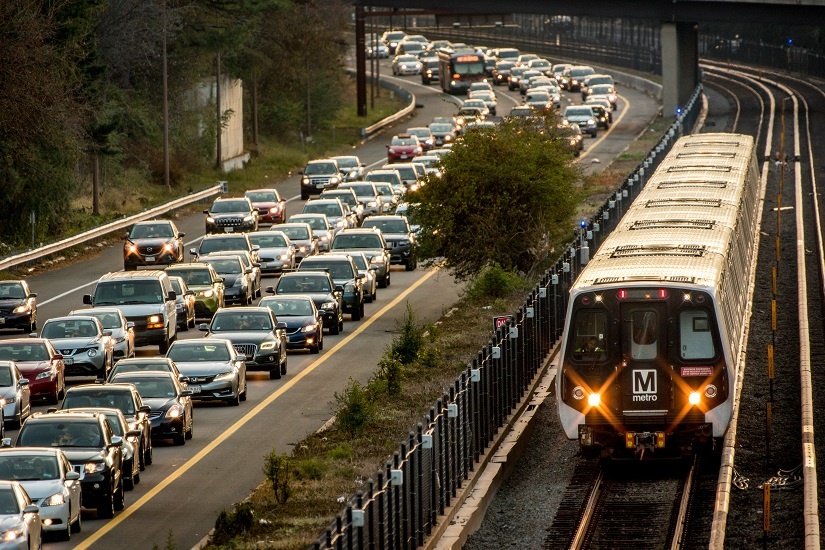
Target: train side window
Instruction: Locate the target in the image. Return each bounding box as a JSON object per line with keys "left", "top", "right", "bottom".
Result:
{"left": 680, "top": 309, "right": 715, "bottom": 359}
{"left": 629, "top": 311, "right": 658, "bottom": 360}
{"left": 572, "top": 311, "right": 607, "bottom": 361}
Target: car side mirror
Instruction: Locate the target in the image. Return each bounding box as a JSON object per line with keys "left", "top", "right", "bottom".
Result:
{"left": 252, "top": 245, "right": 260, "bottom": 251}
{"left": 245, "top": 268, "right": 253, "bottom": 274}
{"left": 65, "top": 471, "right": 80, "bottom": 481}
{"left": 180, "top": 390, "right": 193, "bottom": 397}
{"left": 358, "top": 273, "right": 366, "bottom": 280}
{"left": 185, "top": 290, "right": 195, "bottom": 297}
{"left": 102, "top": 330, "right": 113, "bottom": 337}
{"left": 276, "top": 321, "right": 287, "bottom": 329}
{"left": 28, "top": 293, "right": 37, "bottom": 299}
{"left": 139, "top": 405, "right": 151, "bottom": 414}
{"left": 236, "top": 354, "right": 247, "bottom": 362}
{"left": 334, "top": 285, "right": 344, "bottom": 292}
{"left": 190, "top": 248, "right": 197, "bottom": 256}
{"left": 167, "top": 291, "right": 176, "bottom": 301}
{"left": 110, "top": 436, "right": 124, "bottom": 447}
{"left": 203, "top": 210, "right": 210, "bottom": 215}
{"left": 83, "top": 294, "right": 93, "bottom": 305}
{"left": 126, "top": 429, "right": 141, "bottom": 438}
{"left": 253, "top": 263, "right": 261, "bottom": 268}
{"left": 265, "top": 286, "right": 275, "bottom": 294}
{"left": 51, "top": 354, "right": 63, "bottom": 361}
{"left": 198, "top": 323, "right": 209, "bottom": 331}
{"left": 178, "top": 232, "right": 186, "bottom": 238}
{"left": 126, "top": 322, "right": 135, "bottom": 329}
{"left": 19, "top": 379, "right": 29, "bottom": 386}
{"left": 0, "top": 439, "right": 10, "bottom": 448}
{"left": 122, "top": 233, "right": 130, "bottom": 240}
{"left": 23, "top": 505, "right": 39, "bottom": 515}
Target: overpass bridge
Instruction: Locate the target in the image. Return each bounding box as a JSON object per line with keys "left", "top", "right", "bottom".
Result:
{"left": 353, "top": 0, "right": 825, "bottom": 116}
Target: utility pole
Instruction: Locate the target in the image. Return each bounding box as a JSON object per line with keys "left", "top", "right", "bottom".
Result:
{"left": 216, "top": 52, "right": 222, "bottom": 171}
{"left": 355, "top": 3, "right": 367, "bottom": 117}
{"left": 162, "top": 0, "right": 170, "bottom": 189}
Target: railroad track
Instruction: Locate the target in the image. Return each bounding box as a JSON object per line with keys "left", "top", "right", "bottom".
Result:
{"left": 543, "top": 456, "right": 701, "bottom": 550}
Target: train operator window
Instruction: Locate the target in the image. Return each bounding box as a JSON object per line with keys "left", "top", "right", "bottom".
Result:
{"left": 629, "top": 311, "right": 658, "bottom": 360}
{"left": 572, "top": 311, "right": 607, "bottom": 361}
{"left": 680, "top": 310, "right": 716, "bottom": 359}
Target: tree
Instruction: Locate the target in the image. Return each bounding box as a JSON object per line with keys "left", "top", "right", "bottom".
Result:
{"left": 408, "top": 115, "right": 581, "bottom": 280}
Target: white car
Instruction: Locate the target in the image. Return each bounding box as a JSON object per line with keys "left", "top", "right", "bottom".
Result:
{"left": 0, "top": 471, "right": 55, "bottom": 550}
{"left": 68, "top": 307, "right": 135, "bottom": 361}
{"left": 392, "top": 55, "right": 422, "bottom": 76}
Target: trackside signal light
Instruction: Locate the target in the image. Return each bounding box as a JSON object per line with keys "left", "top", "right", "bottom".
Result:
{"left": 625, "top": 432, "right": 635, "bottom": 448}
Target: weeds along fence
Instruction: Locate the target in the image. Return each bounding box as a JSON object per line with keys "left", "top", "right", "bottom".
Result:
{"left": 311, "top": 85, "right": 702, "bottom": 550}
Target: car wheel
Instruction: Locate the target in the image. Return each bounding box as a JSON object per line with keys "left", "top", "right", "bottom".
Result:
{"left": 185, "top": 417, "right": 193, "bottom": 439}
{"left": 158, "top": 336, "right": 170, "bottom": 355}
{"left": 269, "top": 366, "right": 282, "bottom": 379}
{"left": 134, "top": 471, "right": 140, "bottom": 485}
{"left": 372, "top": 288, "right": 377, "bottom": 301}
{"left": 338, "top": 318, "right": 344, "bottom": 333}
{"left": 173, "top": 430, "right": 186, "bottom": 445}
{"left": 385, "top": 272, "right": 391, "bottom": 287}
{"left": 124, "top": 474, "right": 134, "bottom": 491}
{"left": 98, "top": 491, "right": 115, "bottom": 519}
{"left": 310, "top": 341, "right": 320, "bottom": 354}
{"left": 70, "top": 506, "right": 82, "bottom": 533}
{"left": 188, "top": 316, "right": 196, "bottom": 329}
{"left": 57, "top": 508, "right": 72, "bottom": 540}
{"left": 351, "top": 304, "right": 361, "bottom": 321}
{"left": 113, "top": 477, "right": 125, "bottom": 511}
{"left": 138, "top": 443, "right": 146, "bottom": 471}
{"left": 359, "top": 302, "right": 365, "bottom": 318}
{"left": 301, "top": 191, "right": 309, "bottom": 200}
{"left": 46, "top": 387, "right": 59, "bottom": 406}
{"left": 179, "top": 321, "right": 189, "bottom": 332}
{"left": 228, "top": 389, "right": 240, "bottom": 406}
{"left": 329, "top": 317, "right": 340, "bottom": 335}
{"left": 144, "top": 441, "right": 153, "bottom": 466}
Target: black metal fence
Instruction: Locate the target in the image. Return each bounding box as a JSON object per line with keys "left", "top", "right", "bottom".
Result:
{"left": 310, "top": 79, "right": 703, "bottom": 550}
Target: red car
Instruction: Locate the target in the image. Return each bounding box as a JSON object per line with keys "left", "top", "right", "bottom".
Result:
{"left": 0, "top": 338, "right": 66, "bottom": 404}
{"left": 245, "top": 189, "right": 287, "bottom": 226}
{"left": 386, "top": 134, "right": 423, "bottom": 163}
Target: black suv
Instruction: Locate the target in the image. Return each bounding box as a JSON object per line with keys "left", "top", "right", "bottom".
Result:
{"left": 15, "top": 411, "right": 125, "bottom": 518}
{"left": 268, "top": 272, "right": 344, "bottom": 334}
{"left": 190, "top": 233, "right": 259, "bottom": 263}
{"left": 298, "top": 254, "right": 365, "bottom": 321}
{"left": 60, "top": 384, "right": 154, "bottom": 470}
{"left": 122, "top": 220, "right": 185, "bottom": 271}
{"left": 361, "top": 216, "right": 417, "bottom": 271}
{"left": 0, "top": 280, "right": 37, "bottom": 333}
{"left": 300, "top": 159, "right": 342, "bottom": 200}
{"left": 204, "top": 197, "right": 258, "bottom": 234}
{"left": 330, "top": 228, "right": 392, "bottom": 288}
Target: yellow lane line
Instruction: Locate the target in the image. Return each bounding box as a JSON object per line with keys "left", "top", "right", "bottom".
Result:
{"left": 579, "top": 94, "right": 632, "bottom": 161}
{"left": 76, "top": 266, "right": 442, "bottom": 549}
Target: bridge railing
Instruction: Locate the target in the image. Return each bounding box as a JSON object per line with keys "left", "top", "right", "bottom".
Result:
{"left": 310, "top": 83, "right": 703, "bottom": 550}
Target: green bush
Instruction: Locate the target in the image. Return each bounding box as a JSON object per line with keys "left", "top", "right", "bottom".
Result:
{"left": 377, "top": 349, "right": 404, "bottom": 396}
{"left": 295, "top": 458, "right": 328, "bottom": 481}
{"left": 334, "top": 379, "right": 376, "bottom": 436}
{"left": 326, "top": 445, "right": 353, "bottom": 461}
{"left": 212, "top": 501, "right": 254, "bottom": 545}
{"left": 263, "top": 450, "right": 291, "bottom": 504}
{"left": 465, "top": 264, "right": 526, "bottom": 301}
{"left": 392, "top": 302, "right": 424, "bottom": 365}
{"left": 417, "top": 345, "right": 443, "bottom": 369}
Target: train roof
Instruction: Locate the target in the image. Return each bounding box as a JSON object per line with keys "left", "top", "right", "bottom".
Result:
{"left": 573, "top": 133, "right": 757, "bottom": 290}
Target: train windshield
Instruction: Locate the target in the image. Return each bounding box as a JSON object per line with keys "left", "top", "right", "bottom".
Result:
{"left": 679, "top": 310, "right": 716, "bottom": 359}
{"left": 571, "top": 310, "right": 607, "bottom": 361}
{"left": 627, "top": 310, "right": 659, "bottom": 361}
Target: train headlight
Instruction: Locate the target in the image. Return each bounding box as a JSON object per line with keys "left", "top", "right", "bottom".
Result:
{"left": 572, "top": 386, "right": 585, "bottom": 400}
{"left": 683, "top": 293, "right": 691, "bottom": 301}
{"left": 704, "top": 385, "right": 718, "bottom": 399}
{"left": 689, "top": 392, "right": 701, "bottom": 405}
{"left": 588, "top": 393, "right": 601, "bottom": 407}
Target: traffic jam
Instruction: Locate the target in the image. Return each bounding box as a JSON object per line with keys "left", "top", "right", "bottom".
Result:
{"left": 0, "top": 30, "right": 616, "bottom": 546}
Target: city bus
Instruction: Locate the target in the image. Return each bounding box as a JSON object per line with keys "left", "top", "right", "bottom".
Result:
{"left": 438, "top": 51, "right": 486, "bottom": 94}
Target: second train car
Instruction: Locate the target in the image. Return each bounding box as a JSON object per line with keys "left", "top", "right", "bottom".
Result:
{"left": 557, "top": 133, "right": 761, "bottom": 457}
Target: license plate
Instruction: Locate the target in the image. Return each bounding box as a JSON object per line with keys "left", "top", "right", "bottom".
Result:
{"left": 63, "top": 357, "right": 73, "bottom": 365}
{"left": 188, "top": 385, "right": 201, "bottom": 393}
{"left": 224, "top": 227, "right": 234, "bottom": 233}
{"left": 401, "top": 154, "right": 408, "bottom": 159}
{"left": 145, "top": 256, "right": 155, "bottom": 262}
{"left": 0, "top": 318, "right": 4, "bottom": 325}
{"left": 316, "top": 183, "right": 325, "bottom": 188}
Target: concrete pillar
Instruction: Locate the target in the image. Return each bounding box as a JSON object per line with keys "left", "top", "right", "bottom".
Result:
{"left": 661, "top": 22, "right": 699, "bottom": 118}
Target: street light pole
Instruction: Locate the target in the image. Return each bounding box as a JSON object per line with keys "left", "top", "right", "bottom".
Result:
{"left": 162, "top": 0, "right": 170, "bottom": 190}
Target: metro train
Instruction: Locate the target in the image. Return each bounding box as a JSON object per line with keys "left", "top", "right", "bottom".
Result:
{"left": 556, "top": 133, "right": 761, "bottom": 457}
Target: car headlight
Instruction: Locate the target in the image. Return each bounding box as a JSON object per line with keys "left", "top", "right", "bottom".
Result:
{"left": 200, "top": 289, "right": 214, "bottom": 298}
{"left": 388, "top": 148, "right": 396, "bottom": 154}
{"left": 163, "top": 242, "right": 174, "bottom": 252}
{"left": 13, "top": 305, "right": 29, "bottom": 314}
{"left": 319, "top": 235, "right": 329, "bottom": 242}
{"left": 233, "top": 277, "right": 245, "bottom": 288}
{"left": 587, "top": 118, "right": 596, "bottom": 125}
{"left": 87, "top": 348, "right": 98, "bottom": 357}
{"left": 165, "top": 404, "right": 183, "bottom": 418}
{"left": 260, "top": 341, "right": 277, "bottom": 350}
{"left": 0, "top": 528, "right": 23, "bottom": 542}
{"left": 278, "top": 254, "right": 290, "bottom": 260}
{"left": 302, "top": 177, "right": 309, "bottom": 184}
{"left": 400, "top": 64, "right": 407, "bottom": 69}
{"left": 335, "top": 220, "right": 345, "bottom": 227}
{"left": 330, "top": 176, "right": 339, "bottom": 184}
{"left": 344, "top": 282, "right": 355, "bottom": 292}
{"left": 367, "top": 201, "right": 377, "bottom": 207}
{"left": 84, "top": 462, "right": 106, "bottom": 474}
{"left": 213, "top": 371, "right": 235, "bottom": 381}
{"left": 444, "top": 135, "right": 452, "bottom": 142}
{"left": 320, "top": 302, "right": 337, "bottom": 310}
{"left": 41, "top": 493, "right": 65, "bottom": 507}
{"left": 298, "top": 245, "right": 307, "bottom": 253}
{"left": 206, "top": 216, "right": 215, "bottom": 223}
{"left": 370, "top": 256, "right": 384, "bottom": 265}
{"left": 301, "top": 324, "right": 318, "bottom": 333}
{"left": 399, "top": 239, "right": 410, "bottom": 246}
{"left": 414, "top": 148, "right": 422, "bottom": 154}
{"left": 35, "top": 369, "right": 54, "bottom": 380}
{"left": 115, "top": 335, "right": 126, "bottom": 343}
{"left": 0, "top": 397, "right": 15, "bottom": 406}
{"left": 147, "top": 314, "right": 164, "bottom": 329}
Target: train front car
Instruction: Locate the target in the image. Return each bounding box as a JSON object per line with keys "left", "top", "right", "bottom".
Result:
{"left": 557, "top": 133, "right": 760, "bottom": 458}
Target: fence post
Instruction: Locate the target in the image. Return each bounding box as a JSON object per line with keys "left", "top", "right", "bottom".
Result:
{"left": 416, "top": 425, "right": 426, "bottom": 543}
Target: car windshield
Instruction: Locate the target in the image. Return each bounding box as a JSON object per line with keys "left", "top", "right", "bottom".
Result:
{"left": 210, "top": 200, "right": 249, "bottom": 213}
{"left": 571, "top": 68, "right": 594, "bottom": 77}
{"left": 363, "top": 219, "right": 408, "bottom": 234}
{"left": 63, "top": 390, "right": 135, "bottom": 415}
{"left": 203, "top": 258, "right": 242, "bottom": 275}
{"left": 374, "top": 183, "right": 394, "bottom": 196}
{"left": 591, "top": 85, "right": 614, "bottom": 94}
{"left": 0, "top": 283, "right": 25, "bottom": 299}
{"left": 18, "top": 421, "right": 104, "bottom": 448}
{"left": 249, "top": 233, "right": 288, "bottom": 247}
{"left": 262, "top": 299, "right": 313, "bottom": 316}
{"left": 116, "top": 377, "right": 177, "bottom": 399}
{"left": 527, "top": 92, "right": 550, "bottom": 101}
{"left": 211, "top": 313, "right": 272, "bottom": 331}
{"left": 245, "top": 191, "right": 278, "bottom": 202}
{"left": 167, "top": 343, "right": 230, "bottom": 362}
{"left": 366, "top": 173, "right": 401, "bottom": 186}
{"left": 391, "top": 137, "right": 417, "bottom": 146}
{"left": 277, "top": 276, "right": 331, "bottom": 293}
{"left": 86, "top": 312, "right": 122, "bottom": 329}
{"left": 334, "top": 157, "right": 358, "bottom": 169}
{"left": 93, "top": 280, "right": 164, "bottom": 305}
{"left": 0, "top": 455, "right": 60, "bottom": 482}
{"left": 304, "top": 203, "right": 343, "bottom": 217}
{"left": 0, "top": 488, "right": 19, "bottom": 513}
{"left": 394, "top": 166, "right": 416, "bottom": 180}
{"left": 170, "top": 279, "right": 183, "bottom": 294}
{"left": 278, "top": 226, "right": 310, "bottom": 240}
{"left": 169, "top": 268, "right": 212, "bottom": 286}
{"left": 351, "top": 255, "right": 368, "bottom": 270}
{"left": 322, "top": 193, "right": 357, "bottom": 207}
{"left": 103, "top": 413, "right": 125, "bottom": 437}
{"left": 0, "top": 366, "right": 13, "bottom": 387}
{"left": 42, "top": 320, "right": 98, "bottom": 339}
{"left": 304, "top": 162, "right": 336, "bottom": 175}
{"left": 290, "top": 217, "right": 326, "bottom": 230}
{"left": 129, "top": 224, "right": 174, "bottom": 239}
{"left": 429, "top": 124, "right": 452, "bottom": 133}
{"left": 304, "top": 262, "right": 354, "bottom": 280}
{"left": 566, "top": 107, "right": 593, "bottom": 117}
{"left": 333, "top": 234, "right": 382, "bottom": 249}
{"left": 111, "top": 360, "right": 172, "bottom": 376}
{"left": 0, "top": 343, "right": 50, "bottom": 362}
{"left": 345, "top": 185, "right": 374, "bottom": 198}
{"left": 199, "top": 237, "right": 246, "bottom": 255}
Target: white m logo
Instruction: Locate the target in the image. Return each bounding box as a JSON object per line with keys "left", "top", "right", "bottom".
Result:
{"left": 633, "top": 370, "right": 657, "bottom": 394}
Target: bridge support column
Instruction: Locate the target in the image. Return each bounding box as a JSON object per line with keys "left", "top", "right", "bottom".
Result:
{"left": 661, "top": 22, "right": 699, "bottom": 118}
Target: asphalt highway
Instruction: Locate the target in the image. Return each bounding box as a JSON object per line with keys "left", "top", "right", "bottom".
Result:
{"left": 0, "top": 55, "right": 659, "bottom": 549}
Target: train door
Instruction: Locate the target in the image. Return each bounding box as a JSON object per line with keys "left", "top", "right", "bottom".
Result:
{"left": 619, "top": 303, "right": 671, "bottom": 415}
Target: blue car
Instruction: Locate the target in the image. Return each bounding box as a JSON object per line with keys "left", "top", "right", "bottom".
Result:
{"left": 258, "top": 295, "right": 323, "bottom": 354}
